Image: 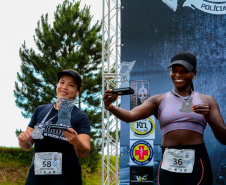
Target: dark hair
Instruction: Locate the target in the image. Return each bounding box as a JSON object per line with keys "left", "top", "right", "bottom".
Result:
{"left": 57, "top": 69, "right": 82, "bottom": 91}
{"left": 171, "top": 51, "right": 197, "bottom": 69}
{"left": 170, "top": 51, "right": 197, "bottom": 71}
{"left": 171, "top": 52, "right": 197, "bottom": 91}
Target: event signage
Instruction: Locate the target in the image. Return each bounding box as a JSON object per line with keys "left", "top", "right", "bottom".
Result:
{"left": 163, "top": 0, "right": 226, "bottom": 14}
{"left": 130, "top": 140, "right": 154, "bottom": 166}
{"left": 130, "top": 116, "right": 155, "bottom": 139}
{"left": 130, "top": 166, "right": 154, "bottom": 184}
{"left": 130, "top": 80, "right": 150, "bottom": 109}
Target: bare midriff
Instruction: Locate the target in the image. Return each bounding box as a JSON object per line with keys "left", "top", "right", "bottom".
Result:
{"left": 162, "top": 129, "right": 204, "bottom": 147}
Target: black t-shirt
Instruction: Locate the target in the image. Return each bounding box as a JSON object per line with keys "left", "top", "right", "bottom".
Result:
{"left": 27, "top": 103, "right": 90, "bottom": 177}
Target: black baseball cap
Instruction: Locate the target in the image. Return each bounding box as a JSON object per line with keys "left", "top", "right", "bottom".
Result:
{"left": 57, "top": 69, "right": 82, "bottom": 90}
{"left": 167, "top": 52, "right": 197, "bottom": 72}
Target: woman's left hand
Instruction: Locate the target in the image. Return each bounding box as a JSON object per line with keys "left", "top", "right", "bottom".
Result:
{"left": 62, "top": 128, "right": 91, "bottom": 158}
{"left": 192, "top": 103, "right": 210, "bottom": 116}
{"left": 61, "top": 128, "right": 78, "bottom": 145}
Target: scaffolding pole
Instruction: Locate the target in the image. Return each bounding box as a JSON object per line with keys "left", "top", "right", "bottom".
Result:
{"left": 102, "top": 0, "right": 121, "bottom": 184}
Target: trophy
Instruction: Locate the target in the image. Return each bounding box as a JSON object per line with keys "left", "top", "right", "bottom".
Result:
{"left": 112, "top": 60, "right": 136, "bottom": 95}
{"left": 50, "top": 98, "right": 75, "bottom": 130}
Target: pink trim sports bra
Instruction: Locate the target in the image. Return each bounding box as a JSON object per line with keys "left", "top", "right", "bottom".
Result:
{"left": 158, "top": 91, "right": 207, "bottom": 136}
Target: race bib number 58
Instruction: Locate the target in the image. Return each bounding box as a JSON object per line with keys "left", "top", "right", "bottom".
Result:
{"left": 34, "top": 152, "right": 62, "bottom": 175}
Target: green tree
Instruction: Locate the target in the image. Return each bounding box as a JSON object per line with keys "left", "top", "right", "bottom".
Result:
{"left": 14, "top": 0, "right": 102, "bottom": 171}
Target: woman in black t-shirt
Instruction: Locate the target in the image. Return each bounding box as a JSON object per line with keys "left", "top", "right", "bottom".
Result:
{"left": 18, "top": 69, "right": 91, "bottom": 185}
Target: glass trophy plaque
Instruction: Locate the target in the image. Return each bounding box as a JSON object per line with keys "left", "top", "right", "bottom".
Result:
{"left": 112, "top": 60, "right": 136, "bottom": 95}
{"left": 50, "top": 98, "right": 74, "bottom": 130}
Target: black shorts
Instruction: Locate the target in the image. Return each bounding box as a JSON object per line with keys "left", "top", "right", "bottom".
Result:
{"left": 25, "top": 175, "right": 82, "bottom": 185}
{"left": 158, "top": 144, "right": 213, "bottom": 185}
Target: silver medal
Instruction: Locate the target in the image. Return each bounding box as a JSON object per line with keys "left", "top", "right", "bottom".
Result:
{"left": 31, "top": 125, "right": 45, "bottom": 139}
{"left": 180, "top": 97, "right": 193, "bottom": 113}
{"left": 31, "top": 106, "right": 55, "bottom": 140}
{"left": 172, "top": 89, "right": 193, "bottom": 113}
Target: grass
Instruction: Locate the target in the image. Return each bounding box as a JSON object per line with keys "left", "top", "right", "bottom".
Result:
{"left": 0, "top": 158, "right": 30, "bottom": 185}
{"left": 82, "top": 158, "right": 102, "bottom": 185}
{"left": 0, "top": 151, "right": 103, "bottom": 185}
{"left": 0, "top": 147, "right": 119, "bottom": 185}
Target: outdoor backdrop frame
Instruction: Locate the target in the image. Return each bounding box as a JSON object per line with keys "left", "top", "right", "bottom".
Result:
{"left": 101, "top": 0, "right": 122, "bottom": 184}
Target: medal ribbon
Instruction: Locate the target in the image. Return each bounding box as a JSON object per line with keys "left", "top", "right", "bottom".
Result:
{"left": 38, "top": 106, "right": 56, "bottom": 128}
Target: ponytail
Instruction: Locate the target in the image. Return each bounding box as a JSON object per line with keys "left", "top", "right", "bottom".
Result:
{"left": 191, "top": 82, "right": 194, "bottom": 91}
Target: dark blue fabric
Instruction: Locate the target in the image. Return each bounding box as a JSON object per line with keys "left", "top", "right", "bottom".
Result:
{"left": 28, "top": 103, "right": 90, "bottom": 136}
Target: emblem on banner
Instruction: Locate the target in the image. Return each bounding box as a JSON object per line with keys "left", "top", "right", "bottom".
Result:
{"left": 130, "top": 117, "right": 155, "bottom": 138}
{"left": 130, "top": 140, "right": 154, "bottom": 166}
{"left": 131, "top": 80, "right": 149, "bottom": 109}
{"left": 162, "top": 0, "right": 226, "bottom": 15}
{"left": 130, "top": 166, "right": 154, "bottom": 184}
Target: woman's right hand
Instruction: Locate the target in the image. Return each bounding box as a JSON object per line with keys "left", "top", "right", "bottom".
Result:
{"left": 103, "top": 89, "right": 119, "bottom": 110}
{"left": 18, "top": 130, "right": 31, "bottom": 143}
{"left": 18, "top": 127, "right": 34, "bottom": 149}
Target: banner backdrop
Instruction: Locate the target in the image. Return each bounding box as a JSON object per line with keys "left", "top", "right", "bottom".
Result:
{"left": 120, "top": 0, "right": 226, "bottom": 184}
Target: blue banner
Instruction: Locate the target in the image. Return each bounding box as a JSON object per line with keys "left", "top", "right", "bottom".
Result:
{"left": 120, "top": 0, "right": 226, "bottom": 184}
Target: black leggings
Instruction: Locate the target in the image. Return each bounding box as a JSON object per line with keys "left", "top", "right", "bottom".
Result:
{"left": 158, "top": 144, "right": 213, "bottom": 185}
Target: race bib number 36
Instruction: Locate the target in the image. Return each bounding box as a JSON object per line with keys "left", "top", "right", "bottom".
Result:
{"left": 34, "top": 152, "right": 62, "bottom": 175}
{"left": 161, "top": 149, "right": 195, "bottom": 173}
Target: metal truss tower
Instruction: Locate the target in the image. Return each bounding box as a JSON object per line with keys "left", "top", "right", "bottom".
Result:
{"left": 101, "top": 0, "right": 121, "bottom": 184}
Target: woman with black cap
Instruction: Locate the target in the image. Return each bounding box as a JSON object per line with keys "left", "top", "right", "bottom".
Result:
{"left": 103, "top": 52, "right": 226, "bottom": 185}
{"left": 18, "top": 69, "right": 90, "bottom": 185}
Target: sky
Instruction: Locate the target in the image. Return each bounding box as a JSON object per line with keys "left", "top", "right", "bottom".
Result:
{"left": 0, "top": 0, "right": 102, "bottom": 147}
